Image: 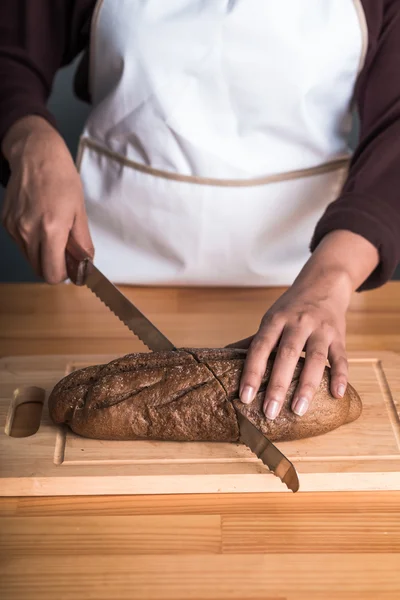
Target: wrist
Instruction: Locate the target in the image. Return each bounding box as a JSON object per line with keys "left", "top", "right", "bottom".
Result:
{"left": 297, "top": 230, "right": 379, "bottom": 294}
{"left": 293, "top": 262, "right": 354, "bottom": 308}
{"left": 2, "top": 116, "right": 60, "bottom": 166}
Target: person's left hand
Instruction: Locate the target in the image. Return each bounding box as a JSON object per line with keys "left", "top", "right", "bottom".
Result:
{"left": 228, "top": 269, "right": 352, "bottom": 420}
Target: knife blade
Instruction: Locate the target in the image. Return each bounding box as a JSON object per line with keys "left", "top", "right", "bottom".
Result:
{"left": 237, "top": 411, "right": 299, "bottom": 492}
{"left": 65, "top": 238, "right": 175, "bottom": 352}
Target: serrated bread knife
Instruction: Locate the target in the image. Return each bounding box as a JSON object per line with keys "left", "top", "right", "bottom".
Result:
{"left": 65, "top": 238, "right": 299, "bottom": 491}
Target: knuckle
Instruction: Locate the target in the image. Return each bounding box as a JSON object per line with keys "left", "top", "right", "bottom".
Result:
{"left": 320, "top": 320, "right": 336, "bottom": 337}
{"left": 338, "top": 355, "right": 348, "bottom": 367}
{"left": 267, "top": 382, "right": 286, "bottom": 398}
{"left": 321, "top": 318, "right": 334, "bottom": 329}
{"left": 278, "top": 343, "right": 298, "bottom": 360}
{"left": 41, "top": 214, "right": 61, "bottom": 236}
{"left": 249, "top": 333, "right": 271, "bottom": 355}
{"left": 248, "top": 337, "right": 265, "bottom": 356}
{"left": 332, "top": 354, "right": 348, "bottom": 370}
{"left": 294, "top": 311, "right": 313, "bottom": 327}
{"left": 251, "top": 332, "right": 266, "bottom": 346}
{"left": 243, "top": 367, "right": 263, "bottom": 379}
{"left": 307, "top": 349, "right": 327, "bottom": 364}
{"left": 263, "top": 311, "right": 284, "bottom": 329}
{"left": 332, "top": 362, "right": 348, "bottom": 379}
{"left": 260, "top": 313, "right": 271, "bottom": 327}
{"left": 333, "top": 372, "right": 348, "bottom": 382}
{"left": 16, "top": 216, "right": 33, "bottom": 238}
{"left": 299, "top": 381, "right": 317, "bottom": 395}
{"left": 86, "top": 244, "right": 95, "bottom": 259}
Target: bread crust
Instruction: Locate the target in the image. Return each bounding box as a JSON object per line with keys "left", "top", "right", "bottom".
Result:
{"left": 48, "top": 349, "right": 362, "bottom": 442}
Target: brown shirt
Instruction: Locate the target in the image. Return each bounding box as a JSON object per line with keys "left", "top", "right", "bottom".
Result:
{"left": 0, "top": 0, "right": 399, "bottom": 290}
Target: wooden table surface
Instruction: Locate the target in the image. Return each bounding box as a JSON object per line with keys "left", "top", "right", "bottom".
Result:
{"left": 1, "top": 282, "right": 400, "bottom": 600}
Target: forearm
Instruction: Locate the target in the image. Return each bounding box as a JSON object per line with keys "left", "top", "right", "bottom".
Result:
{"left": 298, "top": 230, "right": 379, "bottom": 302}
{"left": 0, "top": 0, "right": 95, "bottom": 187}
{"left": 2, "top": 116, "right": 62, "bottom": 166}
{"left": 311, "top": 3, "right": 400, "bottom": 290}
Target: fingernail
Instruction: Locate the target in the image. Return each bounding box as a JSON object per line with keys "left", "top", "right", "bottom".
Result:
{"left": 265, "top": 400, "right": 280, "bottom": 420}
{"left": 337, "top": 384, "right": 346, "bottom": 397}
{"left": 240, "top": 385, "right": 255, "bottom": 405}
{"left": 293, "top": 397, "right": 309, "bottom": 417}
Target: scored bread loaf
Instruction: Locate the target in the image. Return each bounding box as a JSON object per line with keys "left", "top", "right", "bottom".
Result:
{"left": 48, "top": 348, "right": 362, "bottom": 442}
{"left": 49, "top": 348, "right": 362, "bottom": 442}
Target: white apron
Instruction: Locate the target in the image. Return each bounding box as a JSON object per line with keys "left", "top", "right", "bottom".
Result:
{"left": 77, "top": 0, "right": 367, "bottom": 285}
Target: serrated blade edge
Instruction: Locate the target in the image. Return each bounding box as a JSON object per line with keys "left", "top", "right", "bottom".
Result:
{"left": 84, "top": 264, "right": 175, "bottom": 352}
{"left": 237, "top": 411, "right": 299, "bottom": 492}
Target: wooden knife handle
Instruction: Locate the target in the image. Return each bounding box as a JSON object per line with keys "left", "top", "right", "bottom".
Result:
{"left": 65, "top": 238, "right": 91, "bottom": 286}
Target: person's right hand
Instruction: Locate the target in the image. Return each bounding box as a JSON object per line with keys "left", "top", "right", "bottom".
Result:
{"left": 1, "top": 116, "right": 94, "bottom": 283}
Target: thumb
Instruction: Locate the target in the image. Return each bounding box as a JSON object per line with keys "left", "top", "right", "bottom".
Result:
{"left": 70, "top": 209, "right": 95, "bottom": 260}
{"left": 225, "top": 335, "right": 255, "bottom": 350}
{"left": 226, "top": 336, "right": 285, "bottom": 352}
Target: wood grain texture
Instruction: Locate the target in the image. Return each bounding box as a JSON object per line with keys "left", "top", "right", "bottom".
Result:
{"left": 221, "top": 513, "right": 400, "bottom": 553}
{"left": 1, "top": 554, "right": 399, "bottom": 600}
{"left": 1, "top": 282, "right": 400, "bottom": 356}
{"left": 4, "top": 491, "right": 400, "bottom": 516}
{"left": 1, "top": 283, "right": 400, "bottom": 599}
{"left": 0, "top": 515, "right": 221, "bottom": 555}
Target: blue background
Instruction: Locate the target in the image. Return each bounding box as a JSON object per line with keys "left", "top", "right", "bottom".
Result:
{"left": 0, "top": 59, "right": 399, "bottom": 282}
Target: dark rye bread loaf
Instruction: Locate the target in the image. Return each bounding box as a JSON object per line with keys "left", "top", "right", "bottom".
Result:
{"left": 48, "top": 349, "right": 362, "bottom": 443}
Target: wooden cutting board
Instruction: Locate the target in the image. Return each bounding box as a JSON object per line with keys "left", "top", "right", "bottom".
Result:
{"left": 1, "top": 352, "right": 400, "bottom": 495}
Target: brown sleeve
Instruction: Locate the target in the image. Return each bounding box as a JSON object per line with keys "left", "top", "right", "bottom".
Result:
{"left": 0, "top": 0, "right": 95, "bottom": 186}
{"left": 311, "top": 0, "right": 400, "bottom": 290}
